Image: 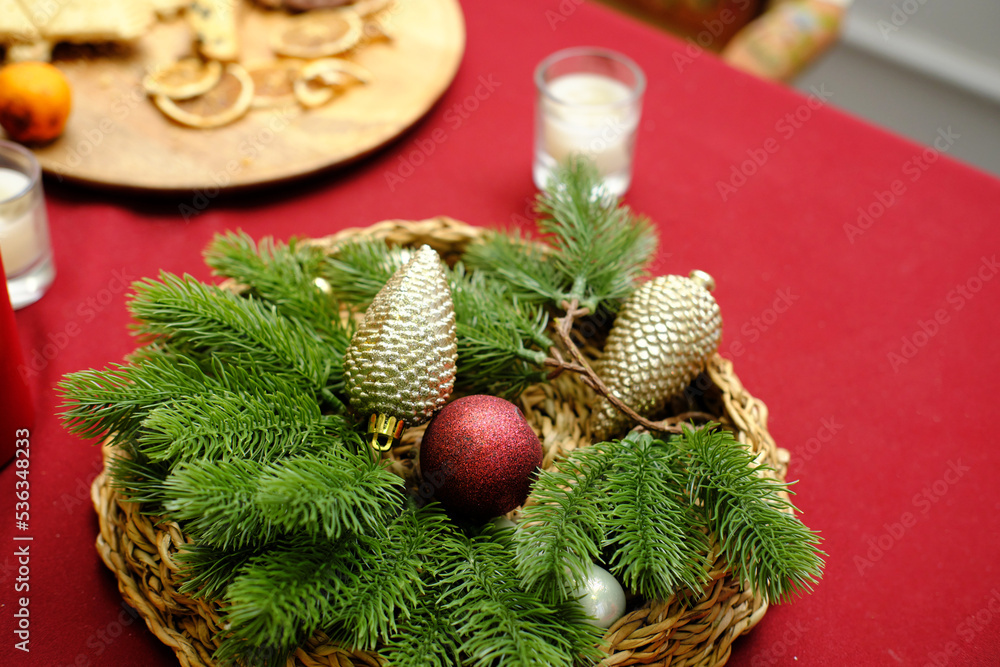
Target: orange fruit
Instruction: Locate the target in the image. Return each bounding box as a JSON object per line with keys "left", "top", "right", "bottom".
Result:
{"left": 0, "top": 62, "right": 73, "bottom": 144}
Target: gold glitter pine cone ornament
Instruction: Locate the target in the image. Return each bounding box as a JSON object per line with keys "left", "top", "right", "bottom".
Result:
{"left": 590, "top": 270, "right": 722, "bottom": 441}
{"left": 343, "top": 244, "right": 457, "bottom": 452}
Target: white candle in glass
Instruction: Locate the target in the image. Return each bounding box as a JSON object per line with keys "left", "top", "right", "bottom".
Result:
{"left": 533, "top": 48, "right": 645, "bottom": 196}
{"left": 0, "top": 167, "right": 45, "bottom": 277}
{"left": 542, "top": 73, "right": 637, "bottom": 177}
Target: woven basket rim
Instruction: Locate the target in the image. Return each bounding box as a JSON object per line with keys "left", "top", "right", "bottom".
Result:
{"left": 91, "top": 216, "right": 789, "bottom": 667}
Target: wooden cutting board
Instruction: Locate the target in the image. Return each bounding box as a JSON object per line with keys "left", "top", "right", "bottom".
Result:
{"left": 31, "top": 0, "right": 464, "bottom": 192}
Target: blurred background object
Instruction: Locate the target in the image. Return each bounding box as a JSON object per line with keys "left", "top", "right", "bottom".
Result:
{"left": 793, "top": 0, "right": 1000, "bottom": 178}
{"left": 602, "top": 0, "right": 1000, "bottom": 177}
{"left": 600, "top": 0, "right": 850, "bottom": 83}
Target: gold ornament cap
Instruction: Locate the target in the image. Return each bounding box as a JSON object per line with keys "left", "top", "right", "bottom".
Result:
{"left": 688, "top": 269, "right": 715, "bottom": 292}
{"left": 366, "top": 413, "right": 405, "bottom": 452}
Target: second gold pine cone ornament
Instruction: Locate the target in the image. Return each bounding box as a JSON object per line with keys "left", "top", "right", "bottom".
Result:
{"left": 343, "top": 244, "right": 457, "bottom": 452}
{"left": 590, "top": 271, "right": 722, "bottom": 441}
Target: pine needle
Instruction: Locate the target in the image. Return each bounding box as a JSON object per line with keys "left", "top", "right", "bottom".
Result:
{"left": 174, "top": 543, "right": 267, "bottom": 601}
{"left": 602, "top": 433, "right": 709, "bottom": 599}
{"left": 515, "top": 444, "right": 613, "bottom": 603}
{"left": 440, "top": 530, "right": 604, "bottom": 667}
{"left": 536, "top": 158, "right": 658, "bottom": 311}
{"left": 319, "top": 237, "right": 413, "bottom": 305}
{"left": 462, "top": 229, "right": 565, "bottom": 305}
{"left": 162, "top": 458, "right": 278, "bottom": 551}
{"left": 138, "top": 389, "right": 344, "bottom": 463}
{"left": 203, "top": 231, "right": 351, "bottom": 352}
{"left": 128, "top": 272, "right": 342, "bottom": 405}
{"left": 463, "top": 157, "right": 658, "bottom": 313}
{"left": 382, "top": 594, "right": 462, "bottom": 667}
{"left": 255, "top": 447, "right": 403, "bottom": 542}
{"left": 449, "top": 263, "right": 552, "bottom": 398}
{"left": 323, "top": 507, "right": 447, "bottom": 651}
{"left": 59, "top": 352, "right": 213, "bottom": 443}
{"left": 677, "top": 426, "right": 826, "bottom": 603}
{"left": 161, "top": 447, "right": 401, "bottom": 551}
{"left": 215, "top": 535, "right": 353, "bottom": 666}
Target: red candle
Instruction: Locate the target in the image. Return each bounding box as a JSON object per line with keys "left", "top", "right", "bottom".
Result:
{"left": 0, "top": 251, "right": 35, "bottom": 468}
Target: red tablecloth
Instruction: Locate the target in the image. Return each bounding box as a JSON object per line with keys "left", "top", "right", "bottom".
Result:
{"left": 4, "top": 1, "right": 1000, "bottom": 665}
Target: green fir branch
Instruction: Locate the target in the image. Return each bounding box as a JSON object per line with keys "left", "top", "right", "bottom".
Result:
{"left": 319, "top": 237, "right": 412, "bottom": 305}
{"left": 514, "top": 444, "right": 613, "bottom": 603}
{"left": 203, "top": 231, "right": 352, "bottom": 352}
{"left": 128, "top": 272, "right": 343, "bottom": 406}
{"left": 216, "top": 507, "right": 446, "bottom": 666}
{"left": 255, "top": 446, "right": 403, "bottom": 542}
{"left": 162, "top": 457, "right": 278, "bottom": 551}
{"left": 161, "top": 447, "right": 400, "bottom": 552}
{"left": 59, "top": 352, "right": 213, "bottom": 443}
{"left": 174, "top": 543, "right": 268, "bottom": 601}
{"left": 536, "top": 158, "right": 657, "bottom": 311}
{"left": 215, "top": 535, "right": 354, "bottom": 667}
{"left": 137, "top": 385, "right": 346, "bottom": 463}
{"left": 323, "top": 507, "right": 447, "bottom": 651}
{"left": 676, "top": 426, "right": 825, "bottom": 603}
{"left": 449, "top": 263, "right": 553, "bottom": 398}
{"left": 463, "top": 157, "right": 657, "bottom": 313}
{"left": 462, "top": 229, "right": 565, "bottom": 306}
{"left": 602, "top": 433, "right": 709, "bottom": 600}
{"left": 440, "top": 531, "right": 604, "bottom": 667}
{"left": 381, "top": 594, "right": 462, "bottom": 667}
{"left": 104, "top": 451, "right": 172, "bottom": 506}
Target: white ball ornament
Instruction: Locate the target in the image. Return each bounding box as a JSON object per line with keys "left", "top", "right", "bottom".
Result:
{"left": 571, "top": 562, "right": 626, "bottom": 629}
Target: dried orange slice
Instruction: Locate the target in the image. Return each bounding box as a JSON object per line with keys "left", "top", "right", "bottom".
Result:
{"left": 247, "top": 61, "right": 301, "bottom": 108}
{"left": 293, "top": 58, "right": 371, "bottom": 108}
{"left": 302, "top": 58, "right": 372, "bottom": 85}
{"left": 293, "top": 76, "right": 338, "bottom": 109}
{"left": 153, "top": 63, "right": 254, "bottom": 129}
{"left": 272, "top": 9, "right": 363, "bottom": 59}
{"left": 142, "top": 58, "right": 223, "bottom": 99}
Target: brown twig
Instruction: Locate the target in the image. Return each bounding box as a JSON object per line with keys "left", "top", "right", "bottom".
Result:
{"left": 542, "top": 299, "right": 704, "bottom": 435}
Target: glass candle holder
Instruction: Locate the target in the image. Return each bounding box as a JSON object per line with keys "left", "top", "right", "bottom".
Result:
{"left": 0, "top": 141, "right": 55, "bottom": 309}
{"left": 533, "top": 47, "right": 646, "bottom": 196}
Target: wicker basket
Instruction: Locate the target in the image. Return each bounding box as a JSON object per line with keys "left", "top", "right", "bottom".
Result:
{"left": 91, "top": 217, "right": 790, "bottom": 667}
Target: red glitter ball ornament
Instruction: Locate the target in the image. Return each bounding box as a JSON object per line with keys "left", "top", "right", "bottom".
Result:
{"left": 419, "top": 395, "right": 543, "bottom": 524}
